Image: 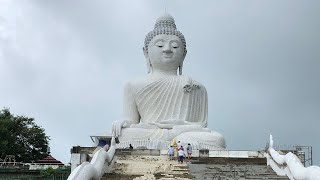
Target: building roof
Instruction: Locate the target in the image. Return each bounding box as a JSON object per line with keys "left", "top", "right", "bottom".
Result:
{"left": 35, "top": 155, "right": 64, "bottom": 165}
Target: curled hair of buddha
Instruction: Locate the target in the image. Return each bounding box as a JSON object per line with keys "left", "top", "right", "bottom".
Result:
{"left": 144, "top": 14, "right": 187, "bottom": 56}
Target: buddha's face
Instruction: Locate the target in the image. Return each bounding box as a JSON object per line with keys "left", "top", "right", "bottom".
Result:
{"left": 146, "top": 34, "right": 185, "bottom": 72}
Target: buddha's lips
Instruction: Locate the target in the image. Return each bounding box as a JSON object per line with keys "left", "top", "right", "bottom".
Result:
{"left": 162, "top": 53, "right": 173, "bottom": 58}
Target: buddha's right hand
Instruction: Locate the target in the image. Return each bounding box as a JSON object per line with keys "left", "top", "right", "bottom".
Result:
{"left": 112, "top": 121, "right": 127, "bottom": 138}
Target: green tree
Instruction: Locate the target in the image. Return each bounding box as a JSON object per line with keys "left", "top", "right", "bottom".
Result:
{"left": 0, "top": 108, "right": 50, "bottom": 162}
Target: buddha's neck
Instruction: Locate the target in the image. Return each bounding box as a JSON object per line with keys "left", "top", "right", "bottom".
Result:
{"left": 151, "top": 69, "right": 177, "bottom": 77}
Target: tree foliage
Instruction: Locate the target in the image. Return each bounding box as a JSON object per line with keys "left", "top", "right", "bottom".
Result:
{"left": 40, "top": 167, "right": 71, "bottom": 178}
{"left": 0, "top": 108, "right": 50, "bottom": 162}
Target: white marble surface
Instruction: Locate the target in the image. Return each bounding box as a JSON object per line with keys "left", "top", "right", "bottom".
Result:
{"left": 266, "top": 134, "right": 320, "bottom": 180}
{"left": 112, "top": 14, "right": 225, "bottom": 149}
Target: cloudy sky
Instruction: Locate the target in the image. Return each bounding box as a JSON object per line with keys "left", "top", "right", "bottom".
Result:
{"left": 0, "top": 1, "right": 319, "bottom": 165}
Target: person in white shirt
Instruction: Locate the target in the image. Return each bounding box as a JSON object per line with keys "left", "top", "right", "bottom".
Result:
{"left": 177, "top": 141, "right": 182, "bottom": 149}
{"left": 177, "top": 146, "right": 185, "bottom": 164}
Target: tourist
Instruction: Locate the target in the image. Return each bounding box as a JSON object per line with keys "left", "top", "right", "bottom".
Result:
{"left": 177, "top": 147, "right": 185, "bottom": 164}
{"left": 168, "top": 146, "right": 174, "bottom": 160}
{"left": 186, "top": 143, "right": 192, "bottom": 159}
{"left": 177, "top": 141, "right": 182, "bottom": 149}
{"left": 129, "top": 144, "right": 133, "bottom": 150}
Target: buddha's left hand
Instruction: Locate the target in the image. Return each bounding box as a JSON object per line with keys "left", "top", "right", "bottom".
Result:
{"left": 112, "top": 120, "right": 128, "bottom": 138}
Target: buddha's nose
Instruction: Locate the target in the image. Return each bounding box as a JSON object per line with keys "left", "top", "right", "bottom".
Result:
{"left": 163, "top": 44, "right": 173, "bottom": 53}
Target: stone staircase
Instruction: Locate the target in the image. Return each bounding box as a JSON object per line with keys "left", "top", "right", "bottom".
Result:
{"left": 187, "top": 157, "right": 288, "bottom": 179}
{"left": 188, "top": 163, "right": 288, "bottom": 179}
{"left": 102, "top": 151, "right": 289, "bottom": 180}
{"left": 105, "top": 156, "right": 194, "bottom": 179}
{"left": 155, "top": 163, "right": 193, "bottom": 179}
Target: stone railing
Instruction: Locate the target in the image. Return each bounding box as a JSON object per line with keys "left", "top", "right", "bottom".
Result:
{"left": 116, "top": 140, "right": 225, "bottom": 151}
{"left": 196, "top": 142, "right": 226, "bottom": 150}
{"left": 116, "top": 140, "right": 170, "bottom": 150}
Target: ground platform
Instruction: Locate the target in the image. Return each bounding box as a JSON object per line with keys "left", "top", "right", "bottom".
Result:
{"left": 99, "top": 149, "right": 288, "bottom": 180}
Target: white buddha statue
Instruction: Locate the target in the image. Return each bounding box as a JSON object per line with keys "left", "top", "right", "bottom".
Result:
{"left": 112, "top": 14, "right": 225, "bottom": 150}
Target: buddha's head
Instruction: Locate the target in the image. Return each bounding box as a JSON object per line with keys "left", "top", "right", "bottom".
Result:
{"left": 143, "top": 14, "right": 187, "bottom": 75}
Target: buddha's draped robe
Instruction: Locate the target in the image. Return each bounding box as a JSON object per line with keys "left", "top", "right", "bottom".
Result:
{"left": 119, "top": 75, "right": 225, "bottom": 149}
{"left": 133, "top": 75, "right": 208, "bottom": 127}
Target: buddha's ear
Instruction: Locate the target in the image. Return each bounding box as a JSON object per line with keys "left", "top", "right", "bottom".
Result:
{"left": 179, "top": 63, "right": 183, "bottom": 75}
{"left": 143, "top": 47, "right": 152, "bottom": 74}
{"left": 178, "top": 52, "right": 186, "bottom": 75}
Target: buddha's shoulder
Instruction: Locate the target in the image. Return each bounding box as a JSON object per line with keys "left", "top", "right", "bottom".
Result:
{"left": 180, "top": 75, "right": 206, "bottom": 89}
{"left": 124, "top": 77, "right": 150, "bottom": 93}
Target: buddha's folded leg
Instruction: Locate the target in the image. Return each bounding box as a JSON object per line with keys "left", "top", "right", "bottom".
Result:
{"left": 117, "top": 126, "right": 225, "bottom": 150}
{"left": 174, "top": 131, "right": 226, "bottom": 150}
{"left": 117, "top": 128, "right": 171, "bottom": 149}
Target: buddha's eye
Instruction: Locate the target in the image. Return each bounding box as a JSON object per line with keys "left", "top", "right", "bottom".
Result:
{"left": 155, "top": 42, "right": 164, "bottom": 47}
{"left": 171, "top": 42, "right": 179, "bottom": 49}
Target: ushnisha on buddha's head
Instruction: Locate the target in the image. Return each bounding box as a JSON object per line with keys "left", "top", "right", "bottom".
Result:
{"left": 143, "top": 14, "right": 187, "bottom": 75}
